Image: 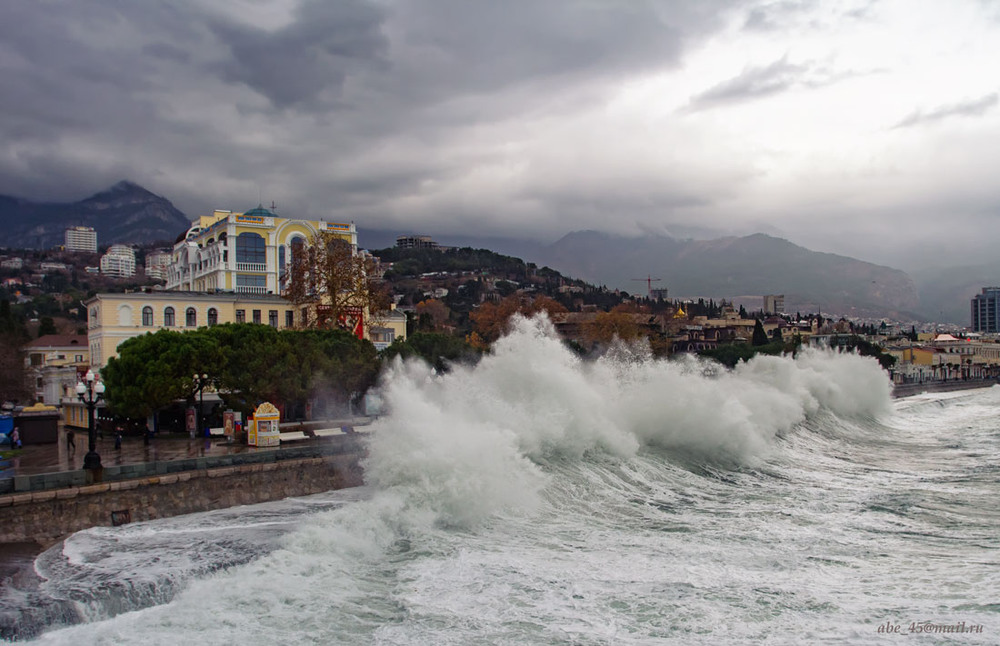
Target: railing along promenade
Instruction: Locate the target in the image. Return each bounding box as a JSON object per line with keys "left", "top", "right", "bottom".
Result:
{"left": 0, "top": 434, "right": 365, "bottom": 496}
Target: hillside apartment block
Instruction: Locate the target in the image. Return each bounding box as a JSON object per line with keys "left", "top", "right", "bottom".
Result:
{"left": 64, "top": 226, "right": 97, "bottom": 253}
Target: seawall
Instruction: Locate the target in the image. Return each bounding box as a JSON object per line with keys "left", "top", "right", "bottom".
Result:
{"left": 0, "top": 451, "right": 363, "bottom": 545}
{"left": 892, "top": 378, "right": 999, "bottom": 399}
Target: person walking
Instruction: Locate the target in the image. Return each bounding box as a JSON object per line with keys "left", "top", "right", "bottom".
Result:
{"left": 10, "top": 427, "right": 20, "bottom": 449}
{"left": 67, "top": 428, "right": 76, "bottom": 451}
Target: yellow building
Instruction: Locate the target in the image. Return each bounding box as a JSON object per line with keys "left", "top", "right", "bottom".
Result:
{"left": 165, "top": 206, "right": 356, "bottom": 295}
{"left": 85, "top": 291, "right": 302, "bottom": 368}
{"left": 85, "top": 291, "right": 409, "bottom": 367}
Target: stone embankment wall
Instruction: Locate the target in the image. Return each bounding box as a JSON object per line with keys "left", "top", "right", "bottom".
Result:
{"left": 0, "top": 453, "right": 363, "bottom": 545}
{"left": 892, "top": 378, "right": 999, "bottom": 399}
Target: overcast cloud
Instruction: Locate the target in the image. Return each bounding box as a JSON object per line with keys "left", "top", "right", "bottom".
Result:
{"left": 2, "top": 0, "right": 999, "bottom": 268}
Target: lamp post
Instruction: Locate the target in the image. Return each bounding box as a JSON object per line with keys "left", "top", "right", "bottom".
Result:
{"left": 192, "top": 373, "right": 208, "bottom": 439}
{"left": 75, "top": 370, "right": 106, "bottom": 471}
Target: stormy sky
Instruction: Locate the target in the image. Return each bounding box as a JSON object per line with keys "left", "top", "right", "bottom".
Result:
{"left": 2, "top": 0, "right": 999, "bottom": 268}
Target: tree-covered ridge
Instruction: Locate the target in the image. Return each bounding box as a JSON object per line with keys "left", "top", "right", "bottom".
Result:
{"left": 374, "top": 246, "right": 537, "bottom": 280}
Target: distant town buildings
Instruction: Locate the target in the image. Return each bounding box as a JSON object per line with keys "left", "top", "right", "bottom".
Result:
{"left": 144, "top": 249, "right": 172, "bottom": 281}
{"left": 970, "top": 287, "right": 1000, "bottom": 333}
{"left": 100, "top": 244, "right": 136, "bottom": 278}
{"left": 1, "top": 258, "right": 24, "bottom": 270}
{"left": 64, "top": 226, "right": 98, "bottom": 253}
{"left": 764, "top": 294, "right": 785, "bottom": 315}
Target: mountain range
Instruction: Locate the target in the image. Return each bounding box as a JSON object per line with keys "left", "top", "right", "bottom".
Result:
{"left": 0, "top": 181, "right": 984, "bottom": 324}
{"left": 532, "top": 230, "right": 919, "bottom": 319}
{"left": 0, "top": 181, "right": 190, "bottom": 248}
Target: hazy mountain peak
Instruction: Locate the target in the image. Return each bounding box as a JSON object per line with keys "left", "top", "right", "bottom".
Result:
{"left": 0, "top": 181, "right": 189, "bottom": 248}
{"left": 537, "top": 229, "right": 919, "bottom": 318}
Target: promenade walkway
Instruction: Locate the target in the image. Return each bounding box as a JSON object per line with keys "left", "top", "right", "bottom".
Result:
{"left": 0, "top": 418, "right": 372, "bottom": 481}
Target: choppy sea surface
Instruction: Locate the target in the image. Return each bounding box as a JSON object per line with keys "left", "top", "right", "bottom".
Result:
{"left": 5, "top": 316, "right": 999, "bottom": 644}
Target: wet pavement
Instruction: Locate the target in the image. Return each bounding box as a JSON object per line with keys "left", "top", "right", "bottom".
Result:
{"left": 0, "top": 419, "right": 371, "bottom": 479}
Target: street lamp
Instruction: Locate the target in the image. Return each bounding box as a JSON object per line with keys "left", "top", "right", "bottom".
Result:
{"left": 75, "top": 369, "right": 106, "bottom": 470}
{"left": 192, "top": 373, "right": 208, "bottom": 439}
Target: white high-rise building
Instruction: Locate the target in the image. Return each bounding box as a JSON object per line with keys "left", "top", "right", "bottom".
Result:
{"left": 145, "top": 250, "right": 172, "bottom": 281}
{"left": 65, "top": 226, "right": 97, "bottom": 253}
{"left": 100, "top": 244, "right": 136, "bottom": 278}
{"left": 764, "top": 294, "right": 785, "bottom": 315}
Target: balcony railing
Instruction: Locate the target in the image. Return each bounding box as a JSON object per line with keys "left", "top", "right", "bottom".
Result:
{"left": 235, "top": 286, "right": 268, "bottom": 294}
{"left": 236, "top": 262, "right": 267, "bottom": 272}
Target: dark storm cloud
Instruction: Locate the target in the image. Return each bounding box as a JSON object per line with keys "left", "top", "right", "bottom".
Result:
{"left": 892, "top": 93, "right": 999, "bottom": 129}
{"left": 208, "top": 1, "right": 389, "bottom": 109}
{"left": 389, "top": 1, "right": 706, "bottom": 95}
{"left": 0, "top": 0, "right": 739, "bottom": 212}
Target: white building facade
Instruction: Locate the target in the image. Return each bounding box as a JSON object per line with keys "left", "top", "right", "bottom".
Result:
{"left": 100, "top": 245, "right": 136, "bottom": 278}
{"left": 165, "top": 206, "right": 357, "bottom": 295}
{"left": 65, "top": 226, "right": 98, "bottom": 253}
{"left": 145, "top": 249, "right": 172, "bottom": 281}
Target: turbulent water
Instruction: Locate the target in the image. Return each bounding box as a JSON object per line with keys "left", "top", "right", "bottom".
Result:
{"left": 7, "top": 316, "right": 1000, "bottom": 644}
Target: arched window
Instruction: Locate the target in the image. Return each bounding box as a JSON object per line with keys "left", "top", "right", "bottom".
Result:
{"left": 117, "top": 304, "right": 133, "bottom": 327}
{"left": 186, "top": 307, "right": 197, "bottom": 327}
{"left": 208, "top": 308, "right": 218, "bottom": 326}
{"left": 142, "top": 306, "right": 153, "bottom": 326}
{"left": 285, "top": 236, "right": 306, "bottom": 290}
{"left": 164, "top": 307, "right": 175, "bottom": 327}
{"left": 236, "top": 232, "right": 266, "bottom": 264}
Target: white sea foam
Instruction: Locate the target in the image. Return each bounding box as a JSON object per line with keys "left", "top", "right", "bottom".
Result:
{"left": 364, "top": 314, "right": 893, "bottom": 526}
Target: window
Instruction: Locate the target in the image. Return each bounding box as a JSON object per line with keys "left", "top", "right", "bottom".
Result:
{"left": 117, "top": 304, "right": 133, "bottom": 326}
{"left": 186, "top": 307, "right": 197, "bottom": 327}
{"left": 290, "top": 236, "right": 306, "bottom": 261}
{"left": 301, "top": 308, "right": 308, "bottom": 326}
{"left": 208, "top": 308, "right": 218, "bottom": 326}
{"left": 75, "top": 354, "right": 83, "bottom": 363}
{"left": 269, "top": 310, "right": 278, "bottom": 327}
{"left": 252, "top": 310, "right": 261, "bottom": 324}
{"left": 278, "top": 245, "right": 285, "bottom": 274}
{"left": 285, "top": 311, "right": 294, "bottom": 328}
{"left": 30, "top": 353, "right": 42, "bottom": 366}
{"left": 236, "top": 309, "right": 245, "bottom": 324}
{"left": 142, "top": 306, "right": 153, "bottom": 326}
{"left": 236, "top": 274, "right": 267, "bottom": 288}
{"left": 236, "top": 232, "right": 266, "bottom": 264}
{"left": 164, "top": 307, "right": 175, "bottom": 327}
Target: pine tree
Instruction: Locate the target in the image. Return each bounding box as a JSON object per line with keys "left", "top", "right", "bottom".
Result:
{"left": 752, "top": 319, "right": 769, "bottom": 346}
